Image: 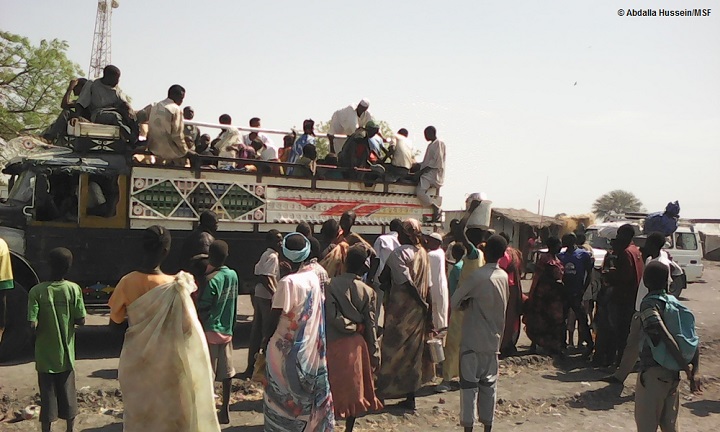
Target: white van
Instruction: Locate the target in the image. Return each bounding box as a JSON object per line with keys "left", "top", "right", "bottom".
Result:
{"left": 665, "top": 226, "right": 704, "bottom": 282}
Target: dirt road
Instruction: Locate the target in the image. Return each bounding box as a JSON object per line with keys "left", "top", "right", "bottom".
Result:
{"left": 2, "top": 261, "right": 720, "bottom": 431}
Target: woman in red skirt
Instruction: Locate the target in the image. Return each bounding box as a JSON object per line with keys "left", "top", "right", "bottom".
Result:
{"left": 325, "top": 245, "right": 383, "bottom": 431}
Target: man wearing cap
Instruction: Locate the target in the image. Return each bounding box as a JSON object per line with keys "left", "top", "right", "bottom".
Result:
{"left": 328, "top": 99, "right": 375, "bottom": 154}
{"left": 337, "top": 121, "right": 383, "bottom": 177}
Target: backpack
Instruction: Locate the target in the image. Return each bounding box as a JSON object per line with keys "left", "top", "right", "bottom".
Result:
{"left": 642, "top": 293, "right": 699, "bottom": 371}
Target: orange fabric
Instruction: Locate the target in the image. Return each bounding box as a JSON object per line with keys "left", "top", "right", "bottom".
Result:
{"left": 327, "top": 333, "right": 383, "bottom": 419}
{"left": 109, "top": 272, "right": 175, "bottom": 324}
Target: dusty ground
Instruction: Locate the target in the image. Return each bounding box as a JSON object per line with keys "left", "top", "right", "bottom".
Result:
{"left": 2, "top": 261, "right": 720, "bottom": 431}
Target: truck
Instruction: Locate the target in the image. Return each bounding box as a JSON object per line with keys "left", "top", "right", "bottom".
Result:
{"left": 0, "top": 129, "right": 440, "bottom": 307}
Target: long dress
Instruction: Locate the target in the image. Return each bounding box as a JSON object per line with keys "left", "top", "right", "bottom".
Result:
{"left": 522, "top": 252, "right": 566, "bottom": 354}
{"left": 264, "top": 269, "right": 335, "bottom": 432}
{"left": 325, "top": 273, "right": 383, "bottom": 418}
{"left": 376, "top": 244, "right": 434, "bottom": 399}
{"left": 118, "top": 272, "right": 220, "bottom": 432}
{"left": 500, "top": 247, "right": 524, "bottom": 354}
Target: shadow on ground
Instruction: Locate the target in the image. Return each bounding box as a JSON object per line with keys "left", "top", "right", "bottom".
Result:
{"left": 89, "top": 369, "right": 118, "bottom": 380}
{"left": 683, "top": 399, "right": 720, "bottom": 417}
{"left": 81, "top": 423, "right": 122, "bottom": 431}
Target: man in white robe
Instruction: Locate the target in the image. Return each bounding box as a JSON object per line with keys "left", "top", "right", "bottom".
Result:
{"left": 328, "top": 98, "right": 374, "bottom": 153}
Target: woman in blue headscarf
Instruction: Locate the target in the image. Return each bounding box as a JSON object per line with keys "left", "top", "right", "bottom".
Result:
{"left": 263, "top": 233, "right": 335, "bottom": 432}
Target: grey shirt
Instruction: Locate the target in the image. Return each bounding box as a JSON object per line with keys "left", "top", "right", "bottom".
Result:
{"left": 76, "top": 79, "right": 129, "bottom": 118}
{"left": 451, "top": 263, "right": 509, "bottom": 354}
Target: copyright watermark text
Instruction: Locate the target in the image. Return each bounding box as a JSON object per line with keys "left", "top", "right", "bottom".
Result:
{"left": 618, "top": 8, "right": 712, "bottom": 17}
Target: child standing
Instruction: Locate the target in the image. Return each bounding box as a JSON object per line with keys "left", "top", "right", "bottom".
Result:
{"left": 27, "top": 248, "right": 86, "bottom": 432}
{"left": 636, "top": 260, "right": 701, "bottom": 431}
{"left": 197, "top": 240, "right": 239, "bottom": 425}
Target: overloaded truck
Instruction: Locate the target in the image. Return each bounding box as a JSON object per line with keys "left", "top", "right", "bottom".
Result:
{"left": 0, "top": 127, "right": 441, "bottom": 305}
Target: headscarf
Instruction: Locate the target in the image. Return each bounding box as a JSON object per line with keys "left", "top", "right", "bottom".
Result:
{"left": 282, "top": 233, "right": 311, "bottom": 263}
{"left": 401, "top": 218, "right": 424, "bottom": 247}
{"left": 0, "top": 239, "right": 14, "bottom": 290}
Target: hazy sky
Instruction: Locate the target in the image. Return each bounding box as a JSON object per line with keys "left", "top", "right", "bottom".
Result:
{"left": 3, "top": 0, "right": 719, "bottom": 218}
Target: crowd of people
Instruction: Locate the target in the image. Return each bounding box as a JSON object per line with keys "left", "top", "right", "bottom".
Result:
{"left": 522, "top": 223, "right": 701, "bottom": 431}
{"left": 0, "top": 194, "right": 702, "bottom": 431}
{"left": 41, "top": 65, "right": 447, "bottom": 220}
{"left": 5, "top": 72, "right": 699, "bottom": 430}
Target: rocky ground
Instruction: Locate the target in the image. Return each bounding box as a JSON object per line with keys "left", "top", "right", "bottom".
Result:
{"left": 2, "top": 260, "right": 720, "bottom": 431}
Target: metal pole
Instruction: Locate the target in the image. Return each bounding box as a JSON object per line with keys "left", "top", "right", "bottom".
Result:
{"left": 183, "top": 120, "right": 349, "bottom": 139}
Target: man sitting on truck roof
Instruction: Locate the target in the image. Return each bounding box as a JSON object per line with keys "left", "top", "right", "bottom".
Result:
{"left": 42, "top": 78, "right": 88, "bottom": 144}
{"left": 75, "top": 65, "right": 137, "bottom": 144}
{"left": 136, "top": 85, "right": 190, "bottom": 166}
{"left": 183, "top": 106, "right": 201, "bottom": 150}
{"left": 213, "top": 115, "right": 244, "bottom": 169}
{"left": 338, "top": 121, "right": 383, "bottom": 178}
{"left": 243, "top": 117, "right": 276, "bottom": 152}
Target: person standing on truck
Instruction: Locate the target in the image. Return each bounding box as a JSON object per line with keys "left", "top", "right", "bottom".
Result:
{"left": 109, "top": 226, "right": 221, "bottom": 432}
{"left": 181, "top": 211, "right": 218, "bottom": 298}
{"left": 27, "top": 248, "right": 86, "bottom": 432}
{"left": 415, "top": 126, "right": 446, "bottom": 222}
{"left": 239, "top": 229, "right": 282, "bottom": 380}
{"left": 196, "top": 240, "right": 238, "bottom": 425}
{"left": 328, "top": 98, "right": 374, "bottom": 154}
{"left": 136, "top": 85, "right": 190, "bottom": 166}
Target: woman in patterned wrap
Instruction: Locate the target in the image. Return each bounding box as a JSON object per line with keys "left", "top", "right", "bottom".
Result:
{"left": 263, "top": 233, "right": 335, "bottom": 431}
{"left": 375, "top": 218, "right": 434, "bottom": 411}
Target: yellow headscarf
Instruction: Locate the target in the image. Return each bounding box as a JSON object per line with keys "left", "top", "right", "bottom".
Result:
{"left": 0, "top": 239, "right": 14, "bottom": 290}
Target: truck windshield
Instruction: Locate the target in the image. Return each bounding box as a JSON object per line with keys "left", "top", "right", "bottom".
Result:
{"left": 7, "top": 171, "right": 35, "bottom": 203}
{"left": 585, "top": 229, "right": 611, "bottom": 250}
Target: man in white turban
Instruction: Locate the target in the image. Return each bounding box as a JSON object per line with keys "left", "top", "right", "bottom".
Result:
{"left": 327, "top": 99, "right": 375, "bottom": 154}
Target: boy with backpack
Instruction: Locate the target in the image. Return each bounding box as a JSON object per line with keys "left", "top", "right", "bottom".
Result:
{"left": 27, "top": 248, "right": 86, "bottom": 432}
{"left": 636, "top": 260, "right": 700, "bottom": 432}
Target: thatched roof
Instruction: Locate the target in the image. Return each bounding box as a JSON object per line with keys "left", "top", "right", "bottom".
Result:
{"left": 492, "top": 208, "right": 564, "bottom": 228}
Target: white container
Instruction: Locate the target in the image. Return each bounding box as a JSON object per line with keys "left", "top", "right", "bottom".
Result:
{"left": 467, "top": 199, "right": 493, "bottom": 230}
{"left": 427, "top": 338, "right": 445, "bottom": 363}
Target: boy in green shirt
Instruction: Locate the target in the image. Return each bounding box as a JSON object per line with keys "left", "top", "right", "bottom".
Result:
{"left": 197, "top": 240, "right": 239, "bottom": 424}
{"left": 27, "top": 248, "right": 86, "bottom": 432}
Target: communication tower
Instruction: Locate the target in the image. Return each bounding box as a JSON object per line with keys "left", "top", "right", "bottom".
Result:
{"left": 88, "top": 0, "right": 120, "bottom": 78}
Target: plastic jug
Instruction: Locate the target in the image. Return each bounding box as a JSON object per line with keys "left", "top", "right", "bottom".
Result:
{"left": 467, "top": 196, "right": 492, "bottom": 230}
